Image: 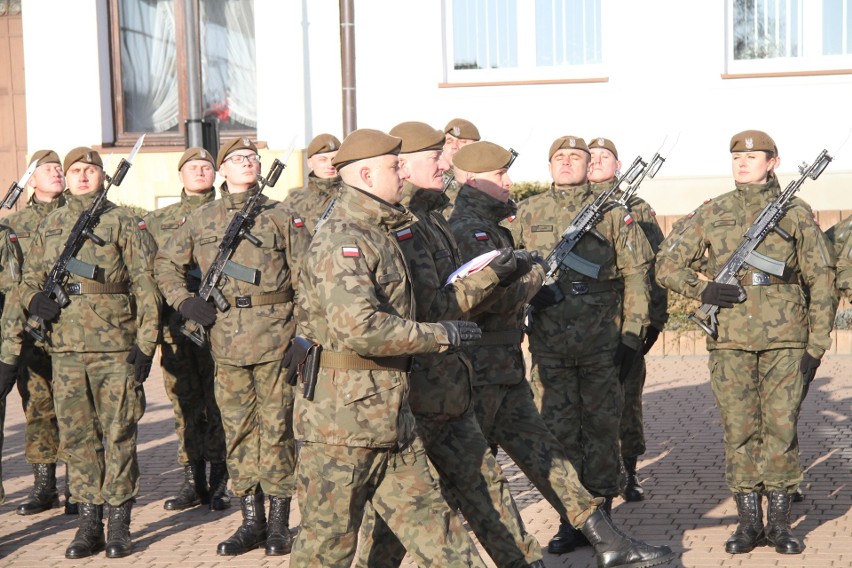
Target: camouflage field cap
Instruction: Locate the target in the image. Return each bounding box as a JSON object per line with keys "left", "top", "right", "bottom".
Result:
{"left": 588, "top": 137, "right": 618, "bottom": 159}
{"left": 331, "top": 129, "right": 403, "bottom": 169}
{"left": 177, "top": 147, "right": 215, "bottom": 171}
{"left": 63, "top": 147, "right": 103, "bottom": 173}
{"left": 307, "top": 133, "right": 341, "bottom": 158}
{"left": 549, "top": 136, "right": 590, "bottom": 160}
{"left": 29, "top": 149, "right": 61, "bottom": 168}
{"left": 444, "top": 118, "right": 481, "bottom": 141}
{"left": 217, "top": 136, "right": 258, "bottom": 168}
{"left": 389, "top": 122, "right": 445, "bottom": 153}
{"left": 730, "top": 130, "right": 777, "bottom": 155}
{"left": 454, "top": 141, "right": 513, "bottom": 173}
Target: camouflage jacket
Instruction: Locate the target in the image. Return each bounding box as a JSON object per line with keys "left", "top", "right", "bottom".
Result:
{"left": 285, "top": 173, "right": 340, "bottom": 233}
{"left": 449, "top": 185, "right": 544, "bottom": 386}
{"left": 154, "top": 183, "right": 308, "bottom": 367}
{"left": 5, "top": 193, "right": 66, "bottom": 259}
{"left": 3, "top": 192, "right": 161, "bottom": 362}
{"left": 592, "top": 180, "right": 669, "bottom": 329}
{"left": 440, "top": 176, "right": 463, "bottom": 220}
{"left": 145, "top": 188, "right": 215, "bottom": 344}
{"left": 656, "top": 177, "right": 837, "bottom": 357}
{"left": 826, "top": 214, "right": 852, "bottom": 298}
{"left": 295, "top": 183, "right": 455, "bottom": 449}
{"left": 396, "top": 182, "right": 499, "bottom": 418}
{"left": 509, "top": 182, "right": 652, "bottom": 357}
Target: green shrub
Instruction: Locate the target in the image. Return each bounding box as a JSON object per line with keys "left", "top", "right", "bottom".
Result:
{"left": 510, "top": 181, "right": 550, "bottom": 202}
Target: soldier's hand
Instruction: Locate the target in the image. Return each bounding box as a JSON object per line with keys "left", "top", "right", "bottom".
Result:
{"left": 0, "top": 361, "right": 18, "bottom": 399}
{"left": 614, "top": 343, "right": 638, "bottom": 384}
{"left": 530, "top": 251, "right": 549, "bottom": 272}
{"left": 438, "top": 320, "right": 482, "bottom": 348}
{"left": 498, "top": 250, "right": 535, "bottom": 287}
{"left": 283, "top": 337, "right": 311, "bottom": 386}
{"left": 800, "top": 352, "right": 820, "bottom": 400}
{"left": 529, "top": 283, "right": 563, "bottom": 310}
{"left": 700, "top": 282, "right": 742, "bottom": 308}
{"left": 126, "top": 346, "right": 153, "bottom": 383}
{"left": 642, "top": 326, "right": 662, "bottom": 355}
{"left": 28, "top": 292, "right": 61, "bottom": 322}
{"left": 487, "top": 247, "right": 518, "bottom": 283}
{"left": 179, "top": 297, "right": 217, "bottom": 326}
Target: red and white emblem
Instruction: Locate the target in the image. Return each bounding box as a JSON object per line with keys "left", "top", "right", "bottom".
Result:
{"left": 342, "top": 246, "right": 361, "bottom": 257}
{"left": 474, "top": 231, "right": 489, "bottom": 241}
{"left": 395, "top": 228, "right": 413, "bottom": 241}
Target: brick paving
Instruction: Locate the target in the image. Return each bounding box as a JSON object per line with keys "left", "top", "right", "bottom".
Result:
{"left": 0, "top": 355, "right": 849, "bottom": 567}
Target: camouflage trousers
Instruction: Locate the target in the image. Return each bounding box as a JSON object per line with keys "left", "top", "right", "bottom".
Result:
{"left": 53, "top": 351, "right": 145, "bottom": 506}
{"left": 620, "top": 354, "right": 647, "bottom": 458}
{"left": 160, "top": 340, "right": 225, "bottom": 465}
{"left": 17, "top": 342, "right": 59, "bottom": 463}
{"left": 213, "top": 359, "right": 295, "bottom": 497}
{"left": 473, "top": 378, "right": 598, "bottom": 528}
{"left": 709, "top": 348, "right": 805, "bottom": 493}
{"left": 292, "top": 439, "right": 487, "bottom": 568}
{"left": 355, "top": 409, "right": 540, "bottom": 568}
{"left": 530, "top": 351, "right": 624, "bottom": 497}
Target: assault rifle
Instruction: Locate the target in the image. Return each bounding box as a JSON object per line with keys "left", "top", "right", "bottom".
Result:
{"left": 689, "top": 149, "right": 833, "bottom": 339}
{"left": 26, "top": 134, "right": 146, "bottom": 341}
{"left": 2, "top": 160, "right": 39, "bottom": 210}
{"left": 181, "top": 148, "right": 293, "bottom": 347}
{"left": 615, "top": 150, "right": 665, "bottom": 209}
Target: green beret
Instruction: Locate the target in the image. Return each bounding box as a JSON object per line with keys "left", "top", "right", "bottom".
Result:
{"left": 217, "top": 136, "right": 258, "bottom": 168}
{"left": 730, "top": 130, "right": 777, "bottom": 155}
{"left": 29, "top": 149, "right": 61, "bottom": 168}
{"left": 331, "top": 129, "right": 402, "bottom": 169}
{"left": 178, "top": 147, "right": 215, "bottom": 171}
{"left": 444, "top": 118, "right": 481, "bottom": 141}
{"left": 389, "top": 122, "right": 445, "bottom": 153}
{"left": 454, "top": 141, "right": 513, "bottom": 173}
{"left": 307, "top": 133, "right": 341, "bottom": 158}
{"left": 549, "top": 136, "right": 590, "bottom": 160}
{"left": 63, "top": 147, "right": 103, "bottom": 173}
{"left": 588, "top": 137, "right": 618, "bottom": 159}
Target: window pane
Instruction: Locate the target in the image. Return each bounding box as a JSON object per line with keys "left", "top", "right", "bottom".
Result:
{"left": 733, "top": 0, "right": 800, "bottom": 60}
{"left": 118, "top": 0, "right": 179, "bottom": 133}
{"left": 452, "top": 0, "right": 518, "bottom": 70}
{"left": 535, "top": 0, "right": 601, "bottom": 66}
{"left": 200, "top": 0, "right": 257, "bottom": 130}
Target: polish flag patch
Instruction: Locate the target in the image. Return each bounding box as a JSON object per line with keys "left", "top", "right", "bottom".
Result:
{"left": 505, "top": 215, "right": 516, "bottom": 223}
{"left": 138, "top": 220, "right": 147, "bottom": 230}
{"left": 395, "top": 228, "right": 413, "bottom": 241}
{"left": 650, "top": 209, "right": 656, "bottom": 217}
{"left": 8, "top": 233, "right": 17, "bottom": 242}
{"left": 474, "top": 231, "right": 489, "bottom": 241}
{"left": 342, "top": 246, "right": 361, "bottom": 258}
{"left": 179, "top": 216, "right": 186, "bottom": 226}
{"left": 293, "top": 217, "right": 305, "bottom": 228}
{"left": 687, "top": 210, "right": 696, "bottom": 219}
{"left": 623, "top": 214, "right": 633, "bottom": 226}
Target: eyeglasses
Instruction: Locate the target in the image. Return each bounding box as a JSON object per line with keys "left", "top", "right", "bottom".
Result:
{"left": 225, "top": 154, "right": 261, "bottom": 164}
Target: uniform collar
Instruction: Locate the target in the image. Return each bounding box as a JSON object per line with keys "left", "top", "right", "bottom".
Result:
{"left": 220, "top": 182, "right": 262, "bottom": 209}
{"left": 455, "top": 185, "right": 516, "bottom": 222}
{"left": 309, "top": 173, "right": 342, "bottom": 195}
{"left": 65, "top": 189, "right": 102, "bottom": 213}
{"left": 180, "top": 187, "right": 215, "bottom": 211}
{"left": 27, "top": 192, "right": 65, "bottom": 216}
{"left": 735, "top": 174, "right": 782, "bottom": 206}
{"left": 400, "top": 181, "right": 449, "bottom": 215}
{"left": 590, "top": 178, "right": 617, "bottom": 196}
{"left": 551, "top": 181, "right": 593, "bottom": 201}
{"left": 338, "top": 182, "right": 413, "bottom": 232}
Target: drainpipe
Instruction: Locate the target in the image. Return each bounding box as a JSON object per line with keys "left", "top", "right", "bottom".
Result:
{"left": 340, "top": 0, "right": 356, "bottom": 136}
{"left": 184, "top": 0, "right": 203, "bottom": 147}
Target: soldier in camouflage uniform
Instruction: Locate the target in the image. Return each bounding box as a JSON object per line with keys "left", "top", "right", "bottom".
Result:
{"left": 289, "top": 128, "right": 488, "bottom": 567}
{"left": 0, "top": 147, "right": 161, "bottom": 559}
{"left": 285, "top": 133, "right": 341, "bottom": 233}
{"left": 355, "top": 122, "right": 544, "bottom": 568}
{"left": 656, "top": 130, "right": 837, "bottom": 555}
{"left": 155, "top": 137, "right": 308, "bottom": 557}
{"left": 2, "top": 150, "right": 75, "bottom": 516}
{"left": 827, "top": 215, "right": 852, "bottom": 297}
{"left": 441, "top": 118, "right": 481, "bottom": 219}
{"left": 510, "top": 136, "right": 653, "bottom": 554}
{"left": 588, "top": 137, "right": 669, "bottom": 502}
{"left": 145, "top": 148, "right": 228, "bottom": 513}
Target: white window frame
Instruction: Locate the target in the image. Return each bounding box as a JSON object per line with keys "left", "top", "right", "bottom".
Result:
{"left": 725, "top": 0, "right": 852, "bottom": 75}
{"left": 442, "top": 0, "right": 608, "bottom": 84}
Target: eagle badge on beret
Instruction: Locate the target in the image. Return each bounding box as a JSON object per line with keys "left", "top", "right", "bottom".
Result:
{"left": 597, "top": 138, "right": 605, "bottom": 146}
{"left": 242, "top": 137, "right": 251, "bottom": 146}
{"left": 86, "top": 152, "right": 93, "bottom": 162}
{"left": 569, "top": 137, "right": 577, "bottom": 148}
{"left": 200, "top": 150, "right": 207, "bottom": 158}
{"left": 452, "top": 126, "right": 461, "bottom": 136}
{"left": 328, "top": 141, "right": 337, "bottom": 151}
{"left": 745, "top": 137, "right": 754, "bottom": 150}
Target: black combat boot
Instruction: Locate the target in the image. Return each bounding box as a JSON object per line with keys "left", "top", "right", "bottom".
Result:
{"left": 64, "top": 469, "right": 78, "bottom": 515}
{"left": 164, "top": 461, "right": 209, "bottom": 510}
{"left": 547, "top": 517, "right": 589, "bottom": 554}
{"left": 208, "top": 462, "right": 232, "bottom": 511}
{"left": 65, "top": 503, "right": 106, "bottom": 559}
{"left": 217, "top": 493, "right": 267, "bottom": 555}
{"left": 724, "top": 492, "right": 765, "bottom": 554}
{"left": 17, "top": 463, "right": 60, "bottom": 515}
{"left": 792, "top": 488, "right": 804, "bottom": 502}
{"left": 105, "top": 501, "right": 134, "bottom": 558}
{"left": 622, "top": 456, "right": 645, "bottom": 502}
{"left": 765, "top": 491, "right": 804, "bottom": 554}
{"left": 580, "top": 509, "right": 676, "bottom": 568}
{"left": 265, "top": 496, "right": 294, "bottom": 556}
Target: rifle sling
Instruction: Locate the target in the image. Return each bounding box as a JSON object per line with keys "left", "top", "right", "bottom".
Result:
{"left": 473, "top": 330, "right": 524, "bottom": 346}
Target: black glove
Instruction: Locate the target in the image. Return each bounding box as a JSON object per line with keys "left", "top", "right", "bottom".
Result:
{"left": 28, "top": 292, "right": 61, "bottom": 322}
{"left": 126, "top": 346, "right": 153, "bottom": 383}
{"left": 498, "top": 250, "right": 534, "bottom": 287}
{"left": 0, "top": 361, "right": 18, "bottom": 399}
{"left": 283, "top": 337, "right": 311, "bottom": 386}
{"left": 642, "top": 326, "right": 662, "bottom": 355}
{"left": 438, "top": 320, "right": 482, "bottom": 348}
{"left": 700, "top": 282, "right": 742, "bottom": 308}
{"left": 529, "top": 283, "right": 563, "bottom": 310}
{"left": 614, "top": 343, "right": 638, "bottom": 384}
{"left": 800, "top": 352, "right": 820, "bottom": 400}
{"left": 179, "top": 297, "right": 217, "bottom": 327}
{"left": 530, "top": 251, "right": 549, "bottom": 272}
{"left": 487, "top": 247, "right": 518, "bottom": 282}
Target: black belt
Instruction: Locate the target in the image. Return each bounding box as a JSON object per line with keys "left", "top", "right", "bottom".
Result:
{"left": 566, "top": 280, "right": 623, "bottom": 296}
{"left": 474, "top": 330, "right": 524, "bottom": 346}
{"left": 742, "top": 271, "right": 798, "bottom": 287}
